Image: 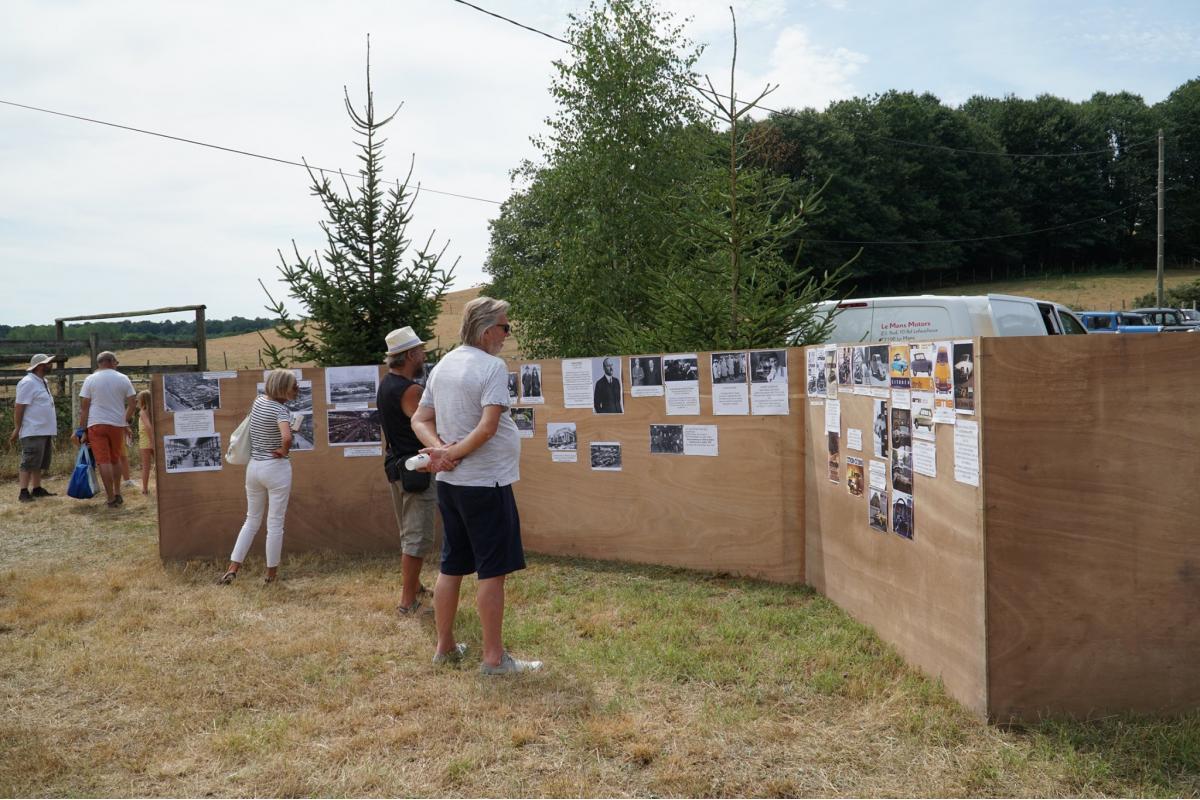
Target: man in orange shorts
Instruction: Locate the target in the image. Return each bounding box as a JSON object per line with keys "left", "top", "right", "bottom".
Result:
{"left": 75, "top": 351, "right": 137, "bottom": 507}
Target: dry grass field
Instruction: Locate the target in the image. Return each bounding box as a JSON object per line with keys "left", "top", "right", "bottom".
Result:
{"left": 1, "top": 471, "right": 1198, "bottom": 797}
{"left": 929, "top": 268, "right": 1200, "bottom": 311}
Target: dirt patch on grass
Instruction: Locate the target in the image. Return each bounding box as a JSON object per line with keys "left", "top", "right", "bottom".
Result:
{"left": 0, "top": 494, "right": 1196, "bottom": 796}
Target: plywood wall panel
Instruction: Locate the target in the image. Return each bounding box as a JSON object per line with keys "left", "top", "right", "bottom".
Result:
{"left": 804, "top": 347, "right": 988, "bottom": 717}
{"left": 982, "top": 334, "right": 1200, "bottom": 719}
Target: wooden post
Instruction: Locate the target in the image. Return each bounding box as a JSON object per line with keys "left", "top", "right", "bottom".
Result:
{"left": 89, "top": 333, "right": 99, "bottom": 370}
{"left": 195, "top": 306, "right": 207, "bottom": 372}
{"left": 54, "top": 320, "right": 66, "bottom": 394}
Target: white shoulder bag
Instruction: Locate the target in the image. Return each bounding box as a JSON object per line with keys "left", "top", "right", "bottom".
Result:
{"left": 225, "top": 412, "right": 253, "bottom": 465}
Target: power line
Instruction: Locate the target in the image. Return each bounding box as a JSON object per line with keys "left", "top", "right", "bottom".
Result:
{"left": 0, "top": 98, "right": 503, "bottom": 205}
{"left": 448, "top": 0, "right": 1156, "bottom": 160}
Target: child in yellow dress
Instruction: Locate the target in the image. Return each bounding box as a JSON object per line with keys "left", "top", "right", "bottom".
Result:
{"left": 136, "top": 390, "right": 154, "bottom": 495}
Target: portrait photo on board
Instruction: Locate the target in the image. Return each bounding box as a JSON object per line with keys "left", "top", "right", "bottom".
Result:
{"left": 520, "top": 363, "right": 544, "bottom": 403}
{"left": 591, "top": 356, "right": 623, "bottom": 414}
{"left": 868, "top": 488, "right": 889, "bottom": 533}
{"left": 711, "top": 352, "right": 747, "bottom": 384}
{"left": 164, "top": 373, "right": 221, "bottom": 412}
{"left": 507, "top": 372, "right": 518, "bottom": 404}
{"left": 751, "top": 350, "right": 788, "bottom": 384}
{"left": 630, "top": 356, "right": 663, "bottom": 387}
{"left": 326, "top": 408, "right": 382, "bottom": 446}
{"left": 164, "top": 434, "right": 223, "bottom": 473}
{"left": 649, "top": 424, "right": 684, "bottom": 455}
{"left": 589, "top": 442, "right": 622, "bottom": 471}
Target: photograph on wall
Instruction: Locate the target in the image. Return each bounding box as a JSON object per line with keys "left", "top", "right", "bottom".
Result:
{"left": 933, "top": 341, "right": 956, "bottom": 423}
{"left": 909, "top": 342, "right": 935, "bottom": 392}
{"left": 911, "top": 391, "right": 936, "bottom": 441}
{"left": 507, "top": 372, "right": 519, "bottom": 404}
{"left": 823, "top": 346, "right": 837, "bottom": 399}
{"left": 808, "top": 348, "right": 827, "bottom": 402}
{"left": 290, "top": 413, "right": 315, "bottom": 451}
{"left": 256, "top": 380, "right": 313, "bottom": 412}
{"left": 519, "top": 363, "right": 544, "bottom": 404}
{"left": 590, "top": 356, "right": 624, "bottom": 414}
{"left": 327, "top": 408, "right": 382, "bottom": 446}
{"left": 751, "top": 349, "right": 790, "bottom": 415}
{"left": 629, "top": 356, "right": 664, "bottom": 397}
{"left": 828, "top": 431, "right": 840, "bottom": 483}
{"left": 163, "top": 373, "right": 221, "bottom": 412}
{"left": 868, "top": 488, "right": 889, "bottom": 533}
{"left": 852, "top": 347, "right": 867, "bottom": 393}
{"left": 872, "top": 399, "right": 889, "bottom": 459}
{"left": 663, "top": 354, "right": 701, "bottom": 415}
{"left": 891, "top": 406, "right": 913, "bottom": 494}
{"left": 866, "top": 345, "right": 890, "bottom": 392}
{"left": 836, "top": 346, "right": 853, "bottom": 390}
{"left": 846, "top": 456, "right": 865, "bottom": 497}
{"left": 711, "top": 351, "right": 749, "bottom": 415}
{"left": 325, "top": 365, "right": 378, "bottom": 407}
{"left": 547, "top": 422, "right": 577, "bottom": 451}
{"left": 164, "top": 434, "right": 223, "bottom": 473}
{"left": 649, "top": 424, "right": 684, "bottom": 455}
{"left": 892, "top": 491, "right": 914, "bottom": 540}
{"left": 953, "top": 340, "right": 976, "bottom": 414}
{"left": 510, "top": 407, "right": 535, "bottom": 438}
{"left": 888, "top": 344, "right": 912, "bottom": 390}
{"left": 589, "top": 442, "right": 622, "bottom": 471}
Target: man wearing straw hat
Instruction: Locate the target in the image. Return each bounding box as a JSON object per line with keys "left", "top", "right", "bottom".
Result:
{"left": 378, "top": 326, "right": 438, "bottom": 616}
{"left": 10, "top": 354, "right": 58, "bottom": 502}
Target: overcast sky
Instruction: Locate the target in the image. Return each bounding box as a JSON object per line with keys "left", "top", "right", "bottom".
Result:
{"left": 2, "top": 0, "right": 1196, "bottom": 325}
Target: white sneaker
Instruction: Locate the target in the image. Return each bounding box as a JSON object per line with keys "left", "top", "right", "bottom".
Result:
{"left": 432, "top": 642, "right": 468, "bottom": 665}
{"left": 480, "top": 651, "right": 543, "bottom": 675}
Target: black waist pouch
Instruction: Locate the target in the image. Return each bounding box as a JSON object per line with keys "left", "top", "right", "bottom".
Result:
{"left": 386, "top": 452, "right": 431, "bottom": 492}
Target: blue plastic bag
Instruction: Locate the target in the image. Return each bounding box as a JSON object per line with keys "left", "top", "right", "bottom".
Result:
{"left": 67, "top": 443, "right": 100, "bottom": 500}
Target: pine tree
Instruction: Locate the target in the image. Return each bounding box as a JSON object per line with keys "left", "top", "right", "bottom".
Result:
{"left": 261, "top": 47, "right": 455, "bottom": 367}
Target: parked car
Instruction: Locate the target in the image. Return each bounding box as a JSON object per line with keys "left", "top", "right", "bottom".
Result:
{"left": 914, "top": 407, "right": 935, "bottom": 431}
{"left": 1079, "top": 311, "right": 1164, "bottom": 334}
{"left": 1179, "top": 308, "right": 1200, "bottom": 325}
{"left": 1132, "top": 308, "right": 1198, "bottom": 331}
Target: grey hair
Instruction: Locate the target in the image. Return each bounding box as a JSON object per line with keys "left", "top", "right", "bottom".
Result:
{"left": 97, "top": 351, "right": 118, "bottom": 365}
{"left": 460, "top": 296, "right": 510, "bottom": 347}
{"left": 263, "top": 368, "right": 297, "bottom": 403}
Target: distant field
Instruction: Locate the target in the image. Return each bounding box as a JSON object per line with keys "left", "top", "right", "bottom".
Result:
{"left": 928, "top": 268, "right": 1200, "bottom": 311}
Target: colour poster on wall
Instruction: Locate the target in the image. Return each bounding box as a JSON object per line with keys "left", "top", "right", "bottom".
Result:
{"left": 909, "top": 342, "right": 935, "bottom": 392}
{"left": 953, "top": 340, "right": 976, "bottom": 414}
{"left": 846, "top": 456, "right": 865, "bottom": 497}
{"left": 868, "top": 488, "right": 889, "bottom": 533}
{"left": 828, "top": 431, "right": 840, "bottom": 483}
{"left": 889, "top": 344, "right": 912, "bottom": 390}
{"left": 933, "top": 341, "right": 956, "bottom": 424}
{"left": 911, "top": 391, "right": 936, "bottom": 441}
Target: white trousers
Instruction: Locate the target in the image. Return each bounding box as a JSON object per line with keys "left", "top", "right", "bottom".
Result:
{"left": 230, "top": 458, "right": 292, "bottom": 568}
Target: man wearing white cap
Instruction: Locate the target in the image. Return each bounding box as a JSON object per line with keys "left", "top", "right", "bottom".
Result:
{"left": 378, "top": 326, "right": 438, "bottom": 615}
{"left": 9, "top": 354, "right": 58, "bottom": 502}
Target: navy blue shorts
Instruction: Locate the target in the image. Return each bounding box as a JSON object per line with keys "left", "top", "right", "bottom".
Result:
{"left": 437, "top": 482, "right": 525, "bottom": 580}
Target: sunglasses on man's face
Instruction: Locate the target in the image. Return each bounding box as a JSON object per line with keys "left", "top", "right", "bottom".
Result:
{"left": 497, "top": 323, "right": 511, "bottom": 334}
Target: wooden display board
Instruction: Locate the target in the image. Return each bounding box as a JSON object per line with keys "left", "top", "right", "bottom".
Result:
{"left": 155, "top": 368, "right": 400, "bottom": 561}
{"left": 509, "top": 349, "right": 806, "bottom": 583}
{"left": 802, "top": 343, "right": 988, "bottom": 716}
{"left": 981, "top": 334, "right": 1200, "bottom": 720}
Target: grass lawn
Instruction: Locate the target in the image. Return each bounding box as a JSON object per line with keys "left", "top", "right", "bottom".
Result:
{"left": 1, "top": 467, "right": 1198, "bottom": 797}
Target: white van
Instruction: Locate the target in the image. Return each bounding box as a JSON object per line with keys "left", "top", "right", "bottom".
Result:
{"left": 814, "top": 294, "right": 1088, "bottom": 344}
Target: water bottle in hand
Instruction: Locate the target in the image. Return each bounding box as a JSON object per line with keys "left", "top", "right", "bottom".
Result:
{"left": 405, "top": 453, "right": 431, "bottom": 471}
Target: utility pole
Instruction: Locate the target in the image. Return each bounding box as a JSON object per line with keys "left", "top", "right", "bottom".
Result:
{"left": 1156, "top": 128, "right": 1165, "bottom": 307}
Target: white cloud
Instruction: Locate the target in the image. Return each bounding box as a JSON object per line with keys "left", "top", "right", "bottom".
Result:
{"left": 740, "top": 24, "right": 867, "bottom": 113}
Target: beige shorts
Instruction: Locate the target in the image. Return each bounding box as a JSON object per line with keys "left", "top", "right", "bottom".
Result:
{"left": 388, "top": 480, "right": 437, "bottom": 557}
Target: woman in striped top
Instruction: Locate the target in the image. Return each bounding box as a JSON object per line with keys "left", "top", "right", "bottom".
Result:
{"left": 218, "top": 369, "right": 298, "bottom": 585}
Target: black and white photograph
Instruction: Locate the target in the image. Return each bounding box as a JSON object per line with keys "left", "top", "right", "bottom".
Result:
{"left": 891, "top": 406, "right": 912, "bottom": 450}
{"left": 520, "top": 363, "right": 544, "bottom": 404}
{"left": 163, "top": 373, "right": 221, "bottom": 412}
{"left": 809, "top": 349, "right": 827, "bottom": 396}
{"left": 873, "top": 399, "right": 889, "bottom": 459}
{"left": 546, "top": 422, "right": 576, "bottom": 451}
{"left": 164, "top": 434, "right": 223, "bottom": 473}
{"left": 591, "top": 356, "right": 623, "bottom": 414}
{"left": 868, "top": 488, "right": 889, "bottom": 533}
{"left": 663, "top": 354, "right": 701, "bottom": 415}
{"left": 325, "top": 365, "right": 379, "bottom": 406}
{"left": 828, "top": 431, "right": 840, "bottom": 483}
{"left": 892, "top": 491, "right": 914, "bottom": 540}
{"left": 326, "top": 408, "right": 382, "bottom": 446}
{"left": 892, "top": 445, "right": 914, "bottom": 495}
{"left": 589, "top": 442, "right": 622, "bottom": 471}
{"left": 507, "top": 372, "right": 519, "bottom": 404}
{"left": 750, "top": 349, "right": 787, "bottom": 384}
{"left": 711, "top": 352, "right": 747, "bottom": 385}
{"left": 510, "top": 407, "right": 535, "bottom": 438}
{"left": 291, "top": 412, "right": 315, "bottom": 451}
{"left": 837, "top": 347, "right": 852, "bottom": 388}
{"left": 629, "top": 356, "right": 663, "bottom": 398}
{"left": 257, "top": 380, "right": 313, "bottom": 412}
{"left": 649, "top": 424, "right": 684, "bottom": 455}
{"left": 866, "top": 344, "right": 890, "bottom": 388}
{"left": 663, "top": 355, "right": 699, "bottom": 382}
{"left": 852, "top": 347, "right": 866, "bottom": 388}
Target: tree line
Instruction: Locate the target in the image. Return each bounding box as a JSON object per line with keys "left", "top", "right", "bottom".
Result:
{"left": 484, "top": 0, "right": 1200, "bottom": 357}
{"left": 0, "top": 316, "right": 278, "bottom": 343}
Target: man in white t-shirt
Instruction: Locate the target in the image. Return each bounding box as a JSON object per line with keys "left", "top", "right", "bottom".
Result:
{"left": 411, "top": 296, "right": 542, "bottom": 676}
{"left": 9, "top": 354, "right": 58, "bottom": 502}
{"left": 75, "top": 351, "right": 137, "bottom": 507}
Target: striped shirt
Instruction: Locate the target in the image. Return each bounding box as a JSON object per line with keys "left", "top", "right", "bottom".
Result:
{"left": 249, "top": 395, "right": 291, "bottom": 461}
